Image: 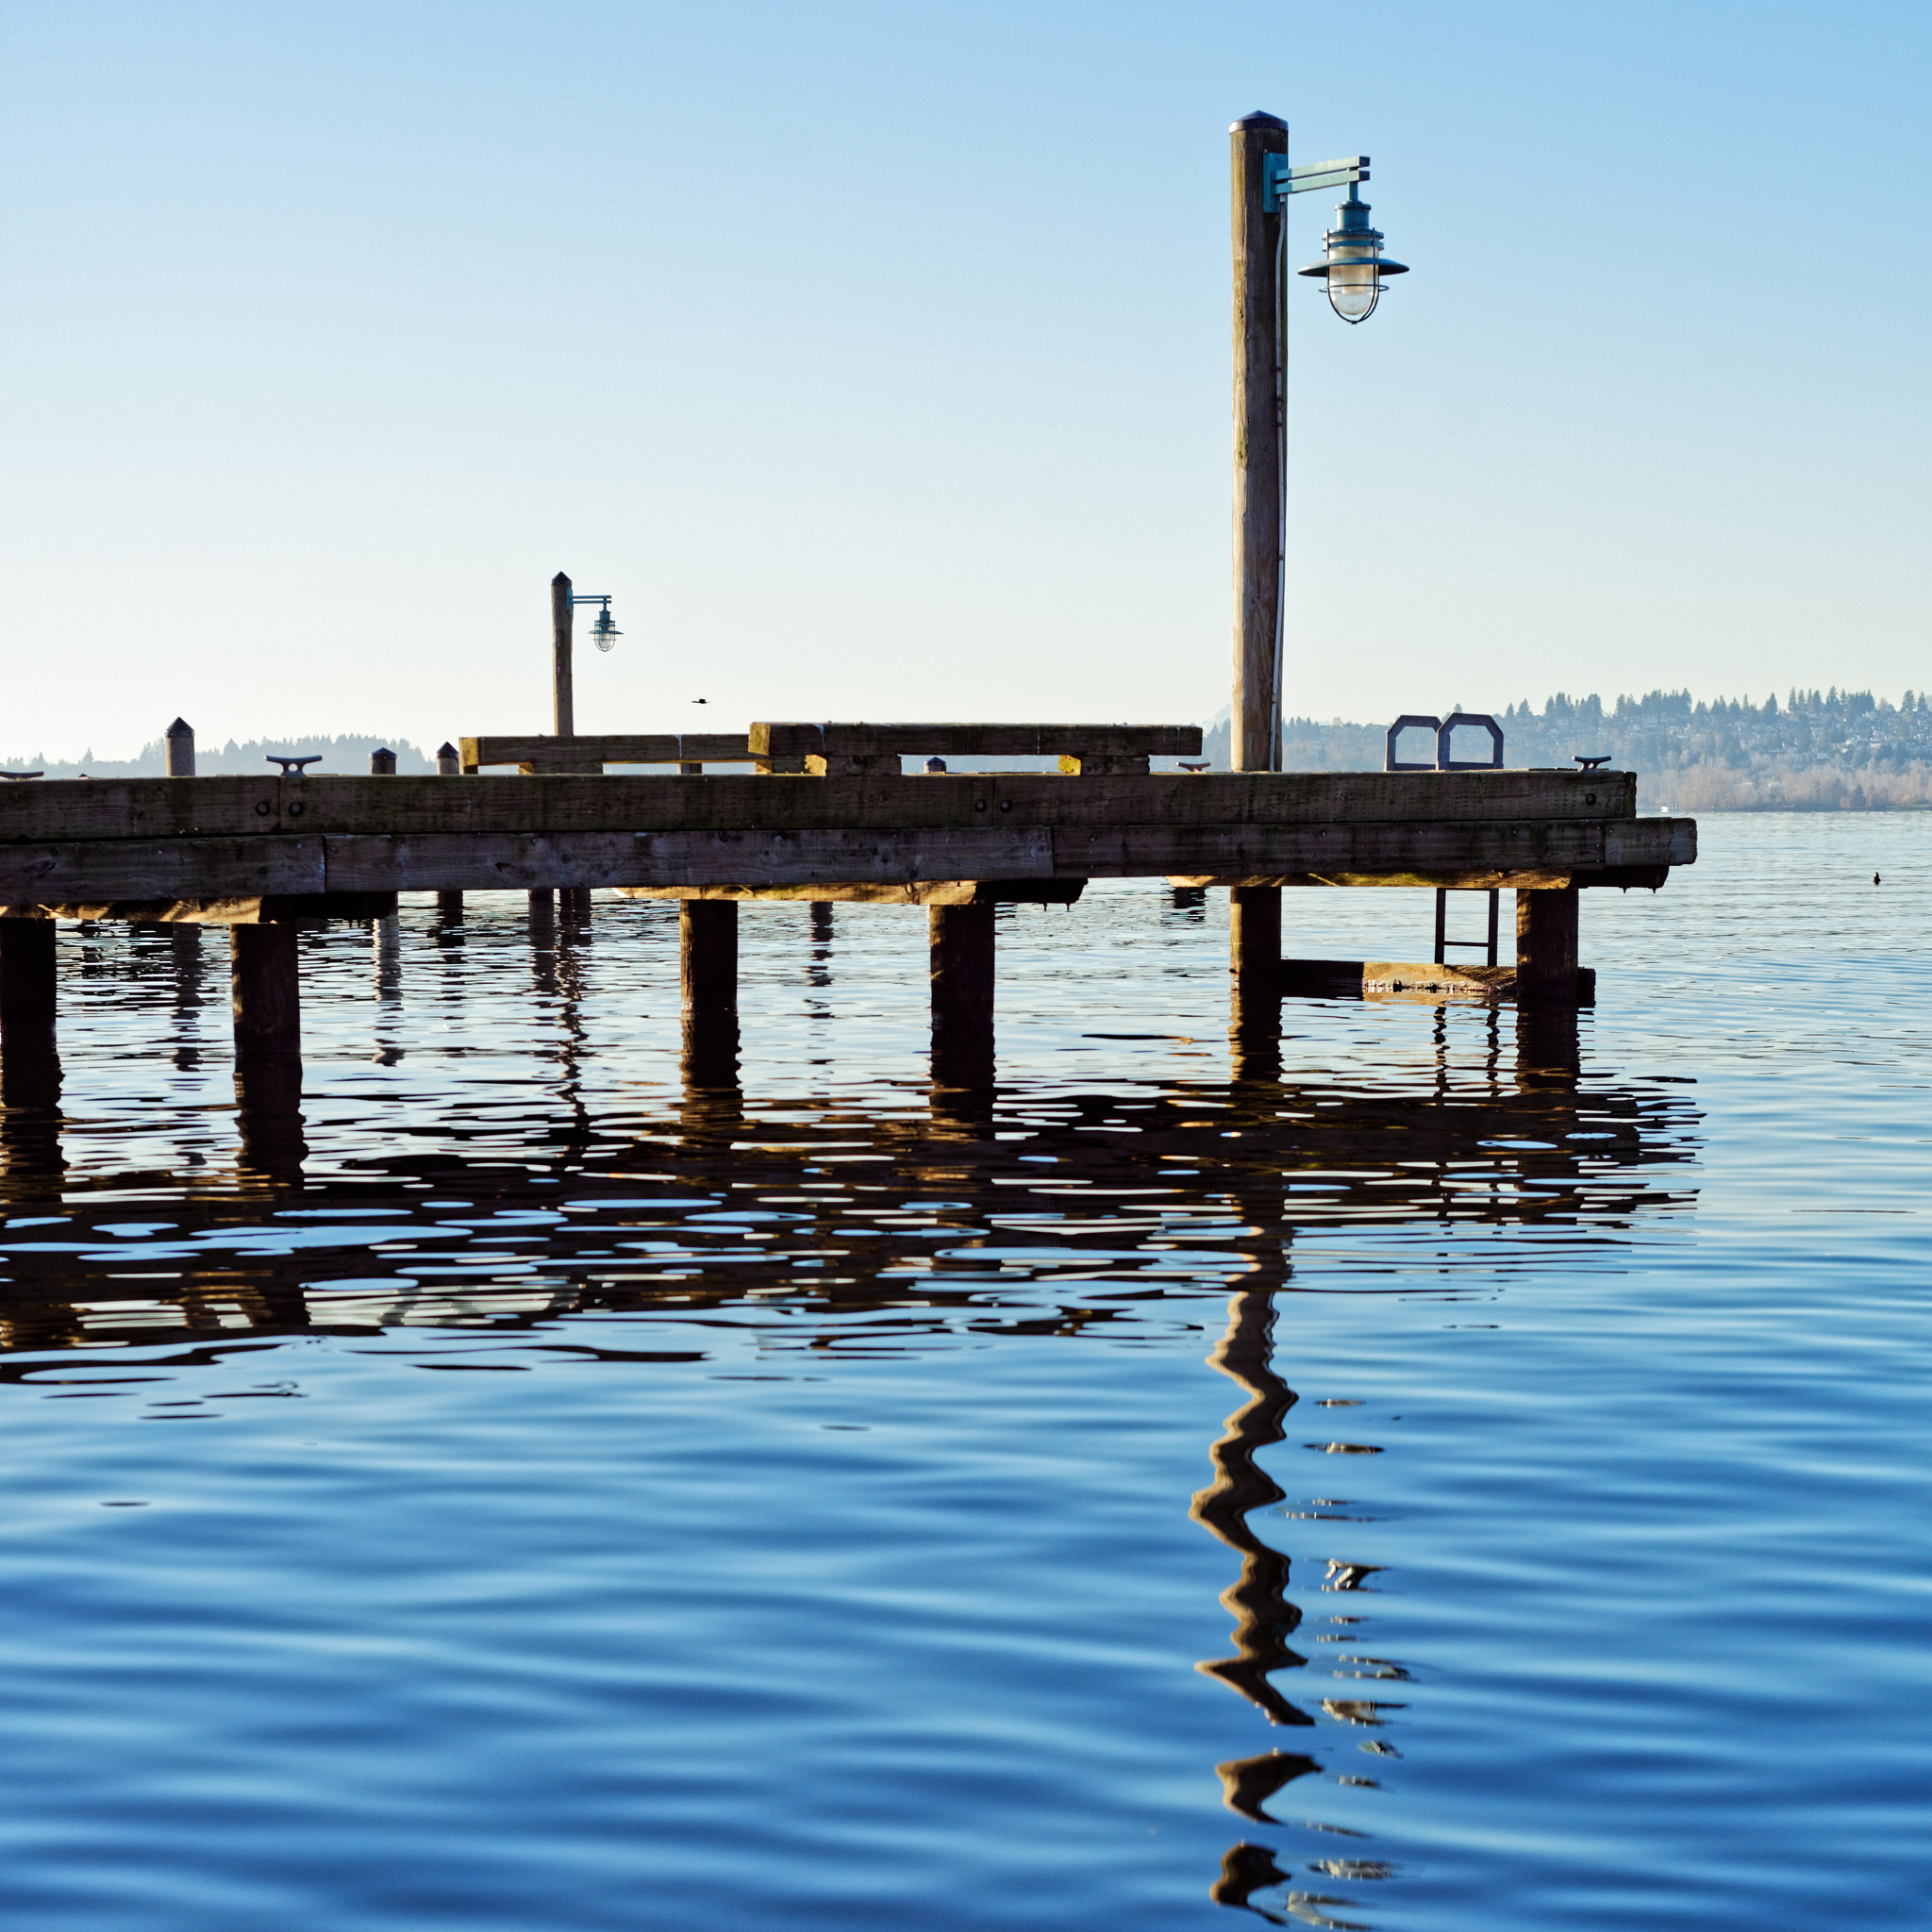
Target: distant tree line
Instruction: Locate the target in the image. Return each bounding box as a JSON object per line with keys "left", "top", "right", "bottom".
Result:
{"left": 1201, "top": 689, "right": 1932, "bottom": 809}
{"left": 0, "top": 734, "right": 440, "bottom": 780}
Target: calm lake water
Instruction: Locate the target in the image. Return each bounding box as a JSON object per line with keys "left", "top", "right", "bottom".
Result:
{"left": 0, "top": 814, "right": 1925, "bottom": 1929}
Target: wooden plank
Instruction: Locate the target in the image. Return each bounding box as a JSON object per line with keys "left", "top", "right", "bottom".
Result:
{"left": 460, "top": 733, "right": 753, "bottom": 770}
{"left": 321, "top": 826, "right": 1058, "bottom": 892}
{"left": 0, "top": 838, "right": 324, "bottom": 903}
{"left": 621, "top": 881, "right": 985, "bottom": 905}
{"left": 1060, "top": 815, "right": 1683, "bottom": 879}
{"left": 1281, "top": 958, "right": 1597, "bottom": 1004}
{"left": 750, "top": 722, "right": 1204, "bottom": 759}
{"left": 616, "top": 878, "right": 1085, "bottom": 905}
{"left": 1, "top": 893, "right": 394, "bottom": 924}
{"left": 1170, "top": 870, "right": 1580, "bottom": 891}
{"left": 0, "top": 769, "right": 1646, "bottom": 842}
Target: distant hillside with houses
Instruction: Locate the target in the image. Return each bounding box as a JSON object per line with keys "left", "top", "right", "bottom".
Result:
{"left": 1201, "top": 688, "right": 1932, "bottom": 809}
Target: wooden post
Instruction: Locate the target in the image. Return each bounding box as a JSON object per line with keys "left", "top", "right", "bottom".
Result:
{"left": 562, "top": 887, "right": 593, "bottom": 921}
{"left": 1228, "top": 885, "right": 1279, "bottom": 1042}
{"left": 0, "top": 921, "right": 58, "bottom": 1048}
{"left": 1231, "top": 111, "right": 1288, "bottom": 775}
{"left": 164, "top": 717, "right": 196, "bottom": 777}
{"left": 680, "top": 900, "right": 740, "bottom": 1084}
{"left": 370, "top": 746, "right": 397, "bottom": 775}
{"left": 230, "top": 924, "right": 300, "bottom": 1060}
{"left": 552, "top": 570, "right": 575, "bottom": 739}
{"left": 434, "top": 743, "right": 464, "bottom": 916}
{"left": 929, "top": 903, "right": 994, "bottom": 1090}
{"left": 1230, "top": 115, "right": 1288, "bottom": 1060}
{"left": 1515, "top": 886, "right": 1580, "bottom": 1001}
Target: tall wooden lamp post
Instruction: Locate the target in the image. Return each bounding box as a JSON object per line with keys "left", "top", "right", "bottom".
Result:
{"left": 1227, "top": 115, "right": 1406, "bottom": 1041}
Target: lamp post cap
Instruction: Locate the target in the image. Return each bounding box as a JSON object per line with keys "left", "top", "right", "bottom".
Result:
{"left": 1230, "top": 110, "right": 1287, "bottom": 133}
{"left": 437, "top": 741, "right": 458, "bottom": 758}
{"left": 165, "top": 717, "right": 192, "bottom": 737}
{"left": 552, "top": 570, "right": 571, "bottom": 586}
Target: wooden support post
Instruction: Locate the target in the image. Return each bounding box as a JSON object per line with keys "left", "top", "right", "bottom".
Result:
{"left": 370, "top": 746, "right": 397, "bottom": 776}
{"left": 1433, "top": 888, "right": 1448, "bottom": 965}
{"left": 434, "top": 742, "right": 464, "bottom": 916}
{"left": 1515, "top": 886, "right": 1580, "bottom": 1002}
{"left": 680, "top": 899, "right": 739, "bottom": 1084}
{"left": 1228, "top": 117, "right": 1287, "bottom": 1059}
{"left": 164, "top": 717, "right": 196, "bottom": 777}
{"left": 552, "top": 570, "right": 575, "bottom": 739}
{"left": 928, "top": 902, "right": 995, "bottom": 1090}
{"left": 230, "top": 924, "right": 300, "bottom": 1060}
{"left": 1231, "top": 111, "right": 1287, "bottom": 776}
{"left": 678, "top": 760, "right": 702, "bottom": 776}
{"left": 562, "top": 887, "right": 593, "bottom": 921}
{"left": 1228, "top": 884, "right": 1280, "bottom": 1055}
{"left": 0, "top": 921, "right": 58, "bottom": 1048}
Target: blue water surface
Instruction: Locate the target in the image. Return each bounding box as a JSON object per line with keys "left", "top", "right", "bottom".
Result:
{"left": 0, "top": 814, "right": 1924, "bottom": 1929}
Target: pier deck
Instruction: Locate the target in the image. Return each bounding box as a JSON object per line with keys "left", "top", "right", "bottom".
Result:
{"left": 0, "top": 732, "right": 1696, "bottom": 1099}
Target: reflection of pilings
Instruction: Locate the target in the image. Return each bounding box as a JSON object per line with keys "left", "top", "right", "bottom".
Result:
{"left": 0, "top": 1044, "right": 64, "bottom": 1189}
{"left": 234, "top": 1056, "right": 307, "bottom": 1183}
{"left": 1191, "top": 1290, "right": 1308, "bottom": 1725}
{"left": 528, "top": 891, "right": 558, "bottom": 995}
{"left": 373, "top": 912, "right": 401, "bottom": 1002}
{"left": 1517, "top": 999, "right": 1581, "bottom": 1087}
{"left": 165, "top": 924, "right": 207, "bottom": 1073}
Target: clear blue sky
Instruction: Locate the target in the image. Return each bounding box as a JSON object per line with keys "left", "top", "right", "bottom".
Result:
{"left": 1, "top": 1, "right": 1925, "bottom": 758}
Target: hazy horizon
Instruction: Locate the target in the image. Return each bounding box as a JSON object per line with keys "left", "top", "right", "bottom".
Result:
{"left": 3, "top": 2, "right": 1925, "bottom": 758}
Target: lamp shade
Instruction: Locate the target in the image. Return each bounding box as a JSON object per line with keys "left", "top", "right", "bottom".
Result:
{"left": 590, "top": 607, "right": 622, "bottom": 653}
{"left": 1297, "top": 187, "right": 1407, "bottom": 324}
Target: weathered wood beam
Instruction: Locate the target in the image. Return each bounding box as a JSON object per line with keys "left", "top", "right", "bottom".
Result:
{"left": 0, "top": 894, "right": 395, "bottom": 925}
{"left": 751, "top": 723, "right": 1203, "bottom": 759}
{"left": 1281, "top": 958, "right": 1597, "bottom": 1004}
{"left": 1174, "top": 870, "right": 1578, "bottom": 891}
{"left": 323, "top": 827, "right": 1057, "bottom": 892}
{"left": 0, "top": 816, "right": 1691, "bottom": 904}
{"left": 0, "top": 769, "right": 1644, "bottom": 841}
{"left": 617, "top": 878, "right": 1084, "bottom": 905}
{"left": 461, "top": 733, "right": 753, "bottom": 772}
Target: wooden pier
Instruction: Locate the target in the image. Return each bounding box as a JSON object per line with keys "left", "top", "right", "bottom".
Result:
{"left": 0, "top": 719, "right": 1695, "bottom": 1116}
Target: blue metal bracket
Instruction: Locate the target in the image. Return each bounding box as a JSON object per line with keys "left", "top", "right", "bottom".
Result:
{"left": 1261, "top": 154, "right": 1371, "bottom": 213}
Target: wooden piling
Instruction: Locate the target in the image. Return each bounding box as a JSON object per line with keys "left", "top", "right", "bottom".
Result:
{"left": 1228, "top": 885, "right": 1280, "bottom": 1044}
{"left": 0, "top": 921, "right": 58, "bottom": 1047}
{"left": 1230, "top": 111, "right": 1288, "bottom": 775}
{"left": 680, "top": 899, "right": 739, "bottom": 1084}
{"left": 370, "top": 747, "right": 397, "bottom": 776}
{"left": 929, "top": 902, "right": 995, "bottom": 1089}
{"left": 230, "top": 925, "right": 301, "bottom": 1060}
{"left": 1515, "top": 886, "right": 1580, "bottom": 1002}
{"left": 435, "top": 742, "right": 464, "bottom": 915}
{"left": 164, "top": 718, "right": 196, "bottom": 778}
{"left": 552, "top": 571, "right": 575, "bottom": 739}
